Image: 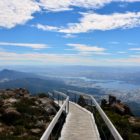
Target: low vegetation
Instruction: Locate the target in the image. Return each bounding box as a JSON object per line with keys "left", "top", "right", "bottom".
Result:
{"left": 0, "top": 88, "right": 59, "bottom": 140}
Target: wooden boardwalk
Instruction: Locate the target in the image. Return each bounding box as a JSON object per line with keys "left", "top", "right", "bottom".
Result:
{"left": 59, "top": 102, "right": 100, "bottom": 140}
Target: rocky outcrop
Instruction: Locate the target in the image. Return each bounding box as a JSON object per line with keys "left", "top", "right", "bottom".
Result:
{"left": 0, "top": 88, "right": 59, "bottom": 139}
{"left": 0, "top": 88, "right": 30, "bottom": 98}
{"left": 102, "top": 95, "right": 133, "bottom": 116}
{"left": 109, "top": 95, "right": 117, "bottom": 105}
{"left": 101, "top": 95, "right": 140, "bottom": 139}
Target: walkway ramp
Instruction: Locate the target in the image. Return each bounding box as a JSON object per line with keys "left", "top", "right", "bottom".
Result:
{"left": 59, "top": 102, "right": 100, "bottom": 140}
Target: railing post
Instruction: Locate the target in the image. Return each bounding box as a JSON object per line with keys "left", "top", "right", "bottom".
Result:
{"left": 62, "top": 96, "right": 64, "bottom": 104}
{"left": 52, "top": 92, "right": 54, "bottom": 98}
{"left": 75, "top": 94, "right": 77, "bottom": 103}
{"left": 67, "top": 100, "right": 69, "bottom": 114}
{"left": 91, "top": 99, "right": 92, "bottom": 106}
{"left": 58, "top": 94, "right": 60, "bottom": 105}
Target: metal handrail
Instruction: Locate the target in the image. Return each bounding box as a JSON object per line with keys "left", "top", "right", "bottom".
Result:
{"left": 40, "top": 92, "right": 69, "bottom": 140}
{"left": 90, "top": 96, "right": 123, "bottom": 140}
{"left": 53, "top": 90, "right": 68, "bottom": 98}
{"left": 67, "top": 90, "right": 123, "bottom": 140}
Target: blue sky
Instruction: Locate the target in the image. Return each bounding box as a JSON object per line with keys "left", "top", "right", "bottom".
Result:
{"left": 0, "top": 0, "right": 140, "bottom": 66}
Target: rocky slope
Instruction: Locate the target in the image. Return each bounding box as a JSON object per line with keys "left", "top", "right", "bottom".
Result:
{"left": 0, "top": 88, "right": 59, "bottom": 140}
{"left": 101, "top": 95, "right": 140, "bottom": 140}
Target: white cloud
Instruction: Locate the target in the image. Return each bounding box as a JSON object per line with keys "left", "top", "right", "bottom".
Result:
{"left": 59, "top": 12, "right": 140, "bottom": 33}
{"left": 67, "top": 43, "right": 106, "bottom": 53}
{"left": 39, "top": 0, "right": 112, "bottom": 12}
{"left": 1, "top": 0, "right": 140, "bottom": 29}
{"left": 40, "top": 0, "right": 140, "bottom": 12}
{"left": 0, "top": 42, "right": 48, "bottom": 50}
{"left": 63, "top": 34, "right": 77, "bottom": 38}
{"left": 35, "top": 12, "right": 140, "bottom": 33}
{"left": 39, "top": 0, "right": 72, "bottom": 12}
{"left": 79, "top": 51, "right": 110, "bottom": 56}
{"left": 0, "top": 0, "right": 40, "bottom": 28}
{"left": 129, "top": 48, "right": 140, "bottom": 51}
{"left": 0, "top": 50, "right": 139, "bottom": 66}
{"left": 0, "top": 51, "right": 99, "bottom": 65}
{"left": 35, "top": 24, "right": 60, "bottom": 31}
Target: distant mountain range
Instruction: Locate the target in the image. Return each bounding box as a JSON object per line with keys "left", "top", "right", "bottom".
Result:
{"left": 0, "top": 69, "right": 38, "bottom": 81}
{"left": 0, "top": 69, "right": 66, "bottom": 93}
{"left": 0, "top": 69, "right": 104, "bottom": 95}
{"left": 1, "top": 66, "right": 140, "bottom": 85}
{"left": 14, "top": 66, "right": 140, "bottom": 85}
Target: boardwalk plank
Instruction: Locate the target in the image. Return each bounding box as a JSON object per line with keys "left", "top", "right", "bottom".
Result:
{"left": 59, "top": 102, "right": 100, "bottom": 140}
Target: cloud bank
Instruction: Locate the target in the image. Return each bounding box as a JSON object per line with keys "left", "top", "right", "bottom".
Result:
{"left": 67, "top": 43, "right": 105, "bottom": 52}
{"left": 35, "top": 12, "right": 140, "bottom": 33}
{"left": 60, "top": 12, "right": 140, "bottom": 33}
{"left": 1, "top": 0, "right": 140, "bottom": 29}
{"left": 40, "top": 0, "right": 140, "bottom": 12}
{"left": 0, "top": 51, "right": 139, "bottom": 66}
{"left": 0, "top": 42, "right": 48, "bottom": 50}
{"left": 0, "top": 0, "right": 40, "bottom": 29}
